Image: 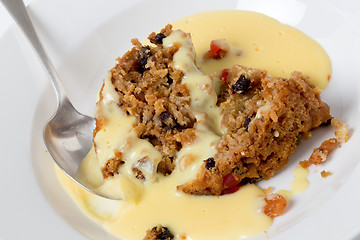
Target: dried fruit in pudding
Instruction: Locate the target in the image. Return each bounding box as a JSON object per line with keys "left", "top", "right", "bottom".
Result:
{"left": 263, "top": 194, "right": 287, "bottom": 218}
{"left": 178, "top": 66, "right": 331, "bottom": 195}
{"left": 58, "top": 9, "right": 341, "bottom": 240}
{"left": 93, "top": 25, "right": 332, "bottom": 198}
{"left": 144, "top": 225, "right": 174, "bottom": 240}
{"left": 203, "top": 39, "right": 230, "bottom": 60}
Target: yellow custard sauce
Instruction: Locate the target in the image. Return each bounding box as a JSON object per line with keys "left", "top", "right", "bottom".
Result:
{"left": 56, "top": 10, "right": 331, "bottom": 240}
{"left": 172, "top": 10, "right": 331, "bottom": 90}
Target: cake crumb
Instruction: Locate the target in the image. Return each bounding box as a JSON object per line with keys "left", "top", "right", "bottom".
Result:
{"left": 102, "top": 151, "right": 124, "bottom": 179}
{"left": 331, "top": 117, "right": 349, "bottom": 143}
{"left": 300, "top": 118, "right": 348, "bottom": 169}
{"left": 321, "top": 170, "right": 332, "bottom": 178}
{"left": 308, "top": 138, "right": 337, "bottom": 165}
{"left": 144, "top": 225, "right": 174, "bottom": 240}
{"left": 263, "top": 187, "right": 274, "bottom": 195}
{"left": 299, "top": 160, "right": 310, "bottom": 168}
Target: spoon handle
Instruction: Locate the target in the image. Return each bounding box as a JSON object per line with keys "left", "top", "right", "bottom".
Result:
{"left": 1, "top": 0, "right": 66, "bottom": 104}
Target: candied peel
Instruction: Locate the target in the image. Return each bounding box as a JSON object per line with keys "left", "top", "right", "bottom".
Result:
{"left": 321, "top": 170, "right": 332, "bottom": 178}
{"left": 263, "top": 194, "right": 287, "bottom": 218}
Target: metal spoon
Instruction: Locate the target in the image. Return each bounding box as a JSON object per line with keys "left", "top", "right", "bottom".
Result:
{"left": 1, "top": 0, "right": 114, "bottom": 199}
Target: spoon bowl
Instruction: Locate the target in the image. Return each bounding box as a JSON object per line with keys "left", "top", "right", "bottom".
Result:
{"left": 43, "top": 97, "right": 96, "bottom": 191}
{"left": 1, "top": 0, "right": 115, "bottom": 199}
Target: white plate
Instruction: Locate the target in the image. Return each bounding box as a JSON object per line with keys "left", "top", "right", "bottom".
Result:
{"left": 0, "top": 0, "right": 360, "bottom": 239}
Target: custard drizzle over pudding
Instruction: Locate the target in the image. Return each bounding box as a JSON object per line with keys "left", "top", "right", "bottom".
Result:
{"left": 57, "top": 10, "right": 332, "bottom": 240}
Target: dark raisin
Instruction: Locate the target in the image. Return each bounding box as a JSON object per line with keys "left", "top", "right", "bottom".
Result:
{"left": 240, "top": 177, "right": 259, "bottom": 185}
{"left": 137, "top": 45, "right": 151, "bottom": 73}
{"left": 117, "top": 102, "right": 123, "bottom": 107}
{"left": 157, "top": 227, "right": 174, "bottom": 240}
{"left": 205, "top": 157, "right": 215, "bottom": 170}
{"left": 232, "top": 75, "right": 251, "bottom": 93}
{"left": 243, "top": 116, "right": 251, "bottom": 130}
{"left": 159, "top": 111, "right": 171, "bottom": 122}
{"left": 167, "top": 74, "right": 173, "bottom": 85}
{"left": 160, "top": 112, "right": 175, "bottom": 132}
{"left": 150, "top": 32, "right": 166, "bottom": 44}
{"left": 176, "top": 141, "right": 182, "bottom": 151}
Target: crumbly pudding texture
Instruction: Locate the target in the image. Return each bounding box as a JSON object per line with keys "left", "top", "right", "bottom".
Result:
{"left": 144, "top": 225, "right": 175, "bottom": 240}
{"left": 179, "top": 67, "right": 330, "bottom": 195}
{"left": 94, "top": 24, "right": 331, "bottom": 199}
